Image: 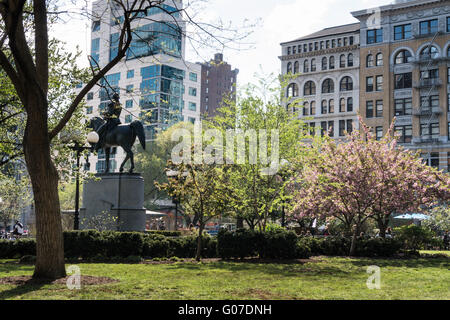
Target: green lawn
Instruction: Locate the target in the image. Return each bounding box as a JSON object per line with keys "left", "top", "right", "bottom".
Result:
{"left": 0, "top": 255, "right": 448, "bottom": 300}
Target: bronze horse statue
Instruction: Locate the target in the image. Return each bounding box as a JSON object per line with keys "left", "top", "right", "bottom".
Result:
{"left": 89, "top": 117, "right": 146, "bottom": 173}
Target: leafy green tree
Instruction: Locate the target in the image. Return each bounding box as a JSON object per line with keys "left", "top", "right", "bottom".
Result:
{"left": 423, "top": 205, "right": 450, "bottom": 235}
{"left": 206, "top": 74, "right": 311, "bottom": 230}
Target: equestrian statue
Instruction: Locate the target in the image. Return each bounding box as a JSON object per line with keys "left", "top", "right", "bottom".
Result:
{"left": 89, "top": 93, "right": 146, "bottom": 173}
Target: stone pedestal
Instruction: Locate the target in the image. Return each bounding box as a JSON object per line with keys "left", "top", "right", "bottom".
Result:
{"left": 80, "top": 173, "right": 146, "bottom": 232}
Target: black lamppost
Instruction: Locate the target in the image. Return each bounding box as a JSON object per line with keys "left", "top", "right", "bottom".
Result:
{"left": 69, "top": 132, "right": 99, "bottom": 230}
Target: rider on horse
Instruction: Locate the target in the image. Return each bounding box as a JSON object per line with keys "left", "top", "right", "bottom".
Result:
{"left": 95, "top": 93, "right": 122, "bottom": 151}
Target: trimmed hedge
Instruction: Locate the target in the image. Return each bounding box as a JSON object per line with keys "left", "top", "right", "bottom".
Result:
{"left": 217, "top": 229, "right": 311, "bottom": 260}
{"left": 0, "top": 231, "right": 217, "bottom": 260}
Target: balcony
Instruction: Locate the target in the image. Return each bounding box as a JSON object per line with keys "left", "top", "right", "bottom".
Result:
{"left": 413, "top": 78, "right": 442, "bottom": 89}
{"left": 413, "top": 31, "right": 444, "bottom": 40}
{"left": 412, "top": 107, "right": 443, "bottom": 117}
{"left": 412, "top": 55, "right": 441, "bottom": 65}
{"left": 414, "top": 137, "right": 441, "bottom": 145}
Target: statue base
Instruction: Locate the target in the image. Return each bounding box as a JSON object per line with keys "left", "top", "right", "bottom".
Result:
{"left": 80, "top": 173, "right": 146, "bottom": 232}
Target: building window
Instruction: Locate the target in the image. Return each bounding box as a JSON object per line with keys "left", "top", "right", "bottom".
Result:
{"left": 328, "top": 99, "right": 334, "bottom": 113}
{"left": 394, "top": 24, "right": 412, "bottom": 40}
{"left": 366, "top": 76, "right": 374, "bottom": 92}
{"left": 420, "top": 95, "right": 439, "bottom": 112}
{"left": 395, "top": 50, "right": 413, "bottom": 64}
{"left": 304, "top": 60, "right": 309, "bottom": 73}
{"left": 347, "top": 119, "right": 353, "bottom": 134}
{"left": 322, "top": 57, "right": 328, "bottom": 71}
{"left": 311, "top": 59, "right": 316, "bottom": 72}
{"left": 126, "top": 84, "right": 134, "bottom": 93}
{"left": 310, "top": 101, "right": 316, "bottom": 115}
{"left": 394, "top": 98, "right": 412, "bottom": 116}
{"left": 394, "top": 125, "right": 412, "bottom": 143}
{"left": 86, "top": 106, "right": 93, "bottom": 114}
{"left": 328, "top": 121, "right": 334, "bottom": 137}
{"left": 339, "top": 54, "right": 346, "bottom": 68}
{"left": 91, "top": 38, "right": 100, "bottom": 63}
{"left": 447, "top": 17, "right": 450, "bottom": 32}
{"left": 376, "top": 100, "right": 383, "bottom": 117}
{"left": 287, "top": 47, "right": 291, "bottom": 55}
{"left": 304, "top": 44, "right": 308, "bottom": 52}
{"left": 92, "top": 20, "right": 101, "bottom": 32}
{"left": 419, "top": 19, "right": 438, "bottom": 35}
{"left": 376, "top": 75, "right": 383, "bottom": 91}
{"left": 367, "top": 28, "right": 383, "bottom": 44}
{"left": 303, "top": 102, "right": 309, "bottom": 116}
{"left": 87, "top": 92, "right": 94, "bottom": 100}
{"left": 376, "top": 127, "right": 383, "bottom": 141}
{"left": 366, "top": 101, "right": 374, "bottom": 118}
{"left": 126, "top": 100, "right": 133, "bottom": 108}
{"left": 127, "top": 70, "right": 134, "bottom": 79}
{"left": 304, "top": 81, "right": 316, "bottom": 96}
{"left": 347, "top": 54, "right": 354, "bottom": 67}
{"left": 349, "top": 36, "right": 354, "bottom": 45}
{"left": 366, "top": 54, "right": 374, "bottom": 67}
{"left": 321, "top": 79, "right": 334, "bottom": 94}
{"left": 420, "top": 69, "right": 439, "bottom": 80}
{"left": 294, "top": 61, "right": 299, "bottom": 73}
{"left": 339, "top": 120, "right": 345, "bottom": 136}
{"left": 320, "top": 121, "right": 327, "bottom": 136}
{"left": 329, "top": 56, "right": 335, "bottom": 69}
{"left": 189, "top": 87, "right": 197, "bottom": 97}
{"left": 420, "top": 45, "right": 439, "bottom": 60}
{"left": 188, "top": 102, "right": 197, "bottom": 111}
{"left": 395, "top": 73, "right": 412, "bottom": 89}
{"left": 332, "top": 39, "right": 336, "bottom": 48}
{"left": 287, "top": 62, "right": 292, "bottom": 73}
{"left": 287, "top": 83, "right": 299, "bottom": 97}
{"left": 347, "top": 97, "right": 353, "bottom": 112}
{"left": 321, "top": 100, "right": 328, "bottom": 115}
{"left": 376, "top": 53, "right": 383, "bottom": 66}
{"left": 340, "top": 98, "right": 346, "bottom": 113}
{"left": 189, "top": 72, "right": 197, "bottom": 82}
{"left": 420, "top": 122, "right": 440, "bottom": 140}
{"left": 340, "top": 77, "right": 353, "bottom": 91}
{"left": 421, "top": 153, "right": 440, "bottom": 169}
{"left": 292, "top": 46, "right": 297, "bottom": 54}
{"left": 125, "top": 115, "right": 132, "bottom": 123}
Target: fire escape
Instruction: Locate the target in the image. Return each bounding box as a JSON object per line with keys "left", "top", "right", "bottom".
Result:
{"left": 412, "top": 29, "right": 445, "bottom": 169}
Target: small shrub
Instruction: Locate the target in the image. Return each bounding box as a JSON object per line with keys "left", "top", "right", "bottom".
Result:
{"left": 394, "top": 225, "right": 435, "bottom": 253}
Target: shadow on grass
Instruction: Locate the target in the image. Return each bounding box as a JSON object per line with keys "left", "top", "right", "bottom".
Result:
{"left": 163, "top": 259, "right": 353, "bottom": 278}
{"left": 0, "top": 278, "right": 51, "bottom": 300}
{"left": 345, "top": 256, "right": 450, "bottom": 269}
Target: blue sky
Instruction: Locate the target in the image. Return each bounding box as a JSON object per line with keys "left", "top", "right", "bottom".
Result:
{"left": 53, "top": 0, "right": 393, "bottom": 88}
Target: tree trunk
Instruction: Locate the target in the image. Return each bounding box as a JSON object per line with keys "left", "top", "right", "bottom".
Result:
{"left": 195, "top": 223, "right": 204, "bottom": 262}
{"left": 24, "top": 99, "right": 66, "bottom": 279}
{"left": 349, "top": 225, "right": 359, "bottom": 256}
{"left": 236, "top": 217, "right": 244, "bottom": 229}
{"left": 377, "top": 215, "right": 389, "bottom": 239}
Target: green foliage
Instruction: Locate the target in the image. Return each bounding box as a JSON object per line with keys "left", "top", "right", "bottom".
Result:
{"left": 394, "top": 225, "right": 436, "bottom": 253}
{"left": 217, "top": 228, "right": 259, "bottom": 259}
{"left": 423, "top": 205, "right": 450, "bottom": 234}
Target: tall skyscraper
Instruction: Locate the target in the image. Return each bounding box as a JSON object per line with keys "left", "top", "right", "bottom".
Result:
{"left": 198, "top": 53, "right": 239, "bottom": 118}
{"left": 83, "top": 0, "right": 201, "bottom": 173}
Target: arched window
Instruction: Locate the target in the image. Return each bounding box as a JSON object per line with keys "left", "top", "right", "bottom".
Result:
{"left": 339, "top": 54, "right": 346, "bottom": 68}
{"left": 420, "top": 45, "right": 439, "bottom": 59}
{"left": 347, "top": 53, "right": 354, "bottom": 67}
{"left": 329, "top": 56, "right": 335, "bottom": 69}
{"left": 395, "top": 50, "right": 413, "bottom": 64}
{"left": 294, "top": 61, "right": 299, "bottom": 74}
{"left": 321, "top": 78, "right": 335, "bottom": 93}
{"left": 287, "top": 83, "right": 299, "bottom": 97}
{"left": 328, "top": 99, "right": 335, "bottom": 113}
{"left": 321, "top": 100, "right": 328, "bottom": 114}
{"left": 304, "top": 81, "right": 316, "bottom": 96}
{"left": 366, "top": 54, "right": 374, "bottom": 67}
{"left": 340, "top": 76, "right": 353, "bottom": 91}
{"left": 376, "top": 53, "right": 383, "bottom": 66}
{"left": 347, "top": 97, "right": 353, "bottom": 112}
{"left": 287, "top": 62, "right": 292, "bottom": 74}
{"left": 311, "top": 58, "right": 316, "bottom": 72}
{"left": 339, "top": 98, "right": 346, "bottom": 112}
{"left": 322, "top": 57, "right": 328, "bottom": 70}
{"left": 304, "top": 60, "right": 309, "bottom": 73}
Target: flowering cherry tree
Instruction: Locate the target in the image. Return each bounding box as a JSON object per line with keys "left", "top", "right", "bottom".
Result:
{"left": 291, "top": 118, "right": 450, "bottom": 255}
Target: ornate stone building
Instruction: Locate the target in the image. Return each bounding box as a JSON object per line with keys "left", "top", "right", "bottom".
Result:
{"left": 280, "top": 23, "right": 361, "bottom": 138}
